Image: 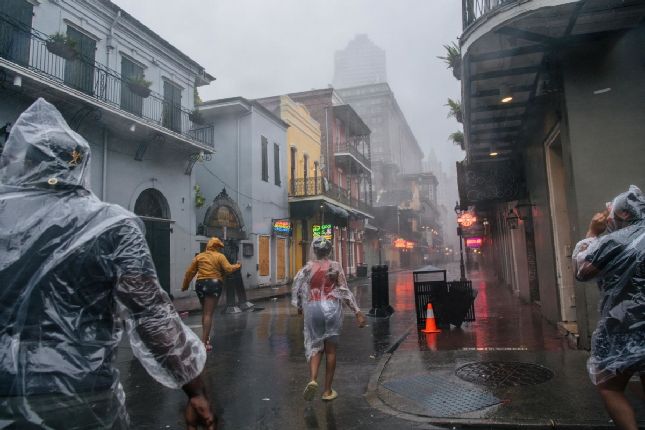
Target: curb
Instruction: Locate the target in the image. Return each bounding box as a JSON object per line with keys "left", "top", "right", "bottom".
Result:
{"left": 363, "top": 329, "right": 620, "bottom": 430}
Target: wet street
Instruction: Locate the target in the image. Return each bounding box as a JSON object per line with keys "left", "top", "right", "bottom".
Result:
{"left": 114, "top": 263, "right": 644, "bottom": 429}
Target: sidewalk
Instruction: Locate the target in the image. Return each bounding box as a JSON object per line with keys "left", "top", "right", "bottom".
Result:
{"left": 173, "top": 274, "right": 371, "bottom": 313}
{"left": 366, "top": 266, "right": 645, "bottom": 429}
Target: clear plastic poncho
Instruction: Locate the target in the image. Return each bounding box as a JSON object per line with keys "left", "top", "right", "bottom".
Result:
{"left": 0, "top": 98, "right": 206, "bottom": 429}
{"left": 291, "top": 240, "right": 361, "bottom": 361}
{"left": 572, "top": 185, "right": 645, "bottom": 385}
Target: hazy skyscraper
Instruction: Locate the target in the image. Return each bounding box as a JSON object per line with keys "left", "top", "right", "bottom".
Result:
{"left": 333, "top": 34, "right": 387, "bottom": 88}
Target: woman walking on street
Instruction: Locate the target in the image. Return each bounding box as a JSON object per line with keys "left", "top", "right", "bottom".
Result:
{"left": 183, "top": 237, "right": 241, "bottom": 351}
{"left": 573, "top": 185, "right": 645, "bottom": 430}
{"left": 292, "top": 237, "right": 367, "bottom": 401}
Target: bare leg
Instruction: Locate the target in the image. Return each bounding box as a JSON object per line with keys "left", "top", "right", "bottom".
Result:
{"left": 597, "top": 372, "right": 637, "bottom": 430}
{"left": 201, "top": 295, "right": 219, "bottom": 344}
{"left": 322, "top": 340, "right": 337, "bottom": 396}
{"left": 309, "top": 351, "right": 323, "bottom": 382}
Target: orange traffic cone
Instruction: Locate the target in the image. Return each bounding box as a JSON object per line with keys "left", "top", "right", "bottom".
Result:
{"left": 421, "top": 303, "right": 441, "bottom": 333}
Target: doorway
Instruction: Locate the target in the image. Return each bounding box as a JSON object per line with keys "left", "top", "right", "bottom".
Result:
{"left": 544, "top": 125, "right": 576, "bottom": 322}
{"left": 134, "top": 188, "right": 171, "bottom": 295}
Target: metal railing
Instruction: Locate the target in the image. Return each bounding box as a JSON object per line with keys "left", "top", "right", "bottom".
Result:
{"left": 289, "top": 177, "right": 372, "bottom": 214}
{"left": 0, "top": 14, "right": 214, "bottom": 148}
{"left": 334, "top": 141, "right": 371, "bottom": 171}
{"left": 463, "top": 0, "right": 519, "bottom": 29}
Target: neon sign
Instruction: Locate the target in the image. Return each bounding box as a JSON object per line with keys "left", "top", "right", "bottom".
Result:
{"left": 457, "top": 212, "right": 477, "bottom": 227}
{"left": 273, "top": 219, "right": 292, "bottom": 235}
{"left": 313, "top": 224, "right": 333, "bottom": 240}
{"left": 394, "top": 238, "right": 407, "bottom": 248}
{"left": 466, "top": 237, "right": 483, "bottom": 248}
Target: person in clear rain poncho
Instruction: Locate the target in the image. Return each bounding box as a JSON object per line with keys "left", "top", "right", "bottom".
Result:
{"left": 572, "top": 185, "right": 645, "bottom": 430}
{"left": 292, "top": 237, "right": 366, "bottom": 401}
{"left": 0, "top": 98, "right": 216, "bottom": 429}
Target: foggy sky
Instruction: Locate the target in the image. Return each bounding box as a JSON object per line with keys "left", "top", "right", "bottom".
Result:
{"left": 111, "top": 0, "right": 465, "bottom": 172}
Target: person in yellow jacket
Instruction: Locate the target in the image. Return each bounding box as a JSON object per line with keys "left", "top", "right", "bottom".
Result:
{"left": 182, "top": 237, "right": 241, "bottom": 351}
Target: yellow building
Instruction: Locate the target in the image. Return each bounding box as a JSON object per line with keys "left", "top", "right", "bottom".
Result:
{"left": 278, "top": 96, "right": 322, "bottom": 277}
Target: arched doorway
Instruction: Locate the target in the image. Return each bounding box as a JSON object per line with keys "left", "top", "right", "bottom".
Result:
{"left": 135, "top": 188, "right": 171, "bottom": 294}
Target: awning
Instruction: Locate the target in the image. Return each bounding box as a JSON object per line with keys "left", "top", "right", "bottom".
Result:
{"left": 324, "top": 202, "right": 349, "bottom": 218}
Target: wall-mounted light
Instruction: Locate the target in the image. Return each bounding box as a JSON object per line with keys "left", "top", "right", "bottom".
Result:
{"left": 505, "top": 209, "right": 519, "bottom": 229}
{"left": 500, "top": 84, "right": 513, "bottom": 103}
{"left": 489, "top": 145, "right": 499, "bottom": 157}
{"left": 129, "top": 123, "right": 136, "bottom": 132}
{"left": 12, "top": 75, "right": 22, "bottom": 87}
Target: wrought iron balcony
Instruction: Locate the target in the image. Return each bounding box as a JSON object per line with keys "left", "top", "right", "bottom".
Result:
{"left": 289, "top": 177, "right": 372, "bottom": 215}
{"left": 463, "top": 0, "right": 519, "bottom": 29}
{"left": 0, "top": 13, "right": 213, "bottom": 148}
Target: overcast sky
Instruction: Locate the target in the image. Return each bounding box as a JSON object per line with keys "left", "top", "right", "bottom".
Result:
{"left": 112, "top": 0, "right": 465, "bottom": 172}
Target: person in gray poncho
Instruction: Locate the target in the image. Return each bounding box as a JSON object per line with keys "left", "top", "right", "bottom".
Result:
{"left": 0, "top": 98, "right": 215, "bottom": 429}
{"left": 573, "top": 185, "right": 644, "bottom": 430}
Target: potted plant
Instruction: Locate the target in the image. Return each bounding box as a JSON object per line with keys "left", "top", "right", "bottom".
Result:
{"left": 446, "top": 98, "right": 463, "bottom": 123}
{"left": 46, "top": 33, "right": 78, "bottom": 61}
{"left": 126, "top": 76, "right": 152, "bottom": 98}
{"left": 194, "top": 184, "right": 205, "bottom": 208}
{"left": 449, "top": 130, "right": 465, "bottom": 151}
{"left": 189, "top": 109, "right": 206, "bottom": 125}
{"left": 437, "top": 42, "right": 462, "bottom": 81}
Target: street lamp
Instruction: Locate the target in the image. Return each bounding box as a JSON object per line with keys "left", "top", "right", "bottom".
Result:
{"left": 454, "top": 202, "right": 467, "bottom": 281}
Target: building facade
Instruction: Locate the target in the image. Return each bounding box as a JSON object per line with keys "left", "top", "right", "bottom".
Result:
{"left": 194, "top": 97, "right": 289, "bottom": 289}
{"left": 0, "top": 0, "right": 214, "bottom": 297}
{"left": 257, "top": 89, "right": 373, "bottom": 275}
{"left": 457, "top": 0, "right": 645, "bottom": 348}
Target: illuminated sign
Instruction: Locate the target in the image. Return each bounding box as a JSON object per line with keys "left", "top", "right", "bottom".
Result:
{"left": 466, "top": 237, "right": 483, "bottom": 248}
{"left": 313, "top": 224, "right": 333, "bottom": 240}
{"left": 457, "top": 212, "right": 477, "bottom": 227}
{"left": 405, "top": 241, "right": 415, "bottom": 249}
{"left": 394, "top": 238, "right": 407, "bottom": 248}
{"left": 273, "top": 219, "right": 292, "bottom": 235}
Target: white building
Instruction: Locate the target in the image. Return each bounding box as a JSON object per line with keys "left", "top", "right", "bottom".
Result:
{"left": 194, "top": 97, "right": 290, "bottom": 288}
{"left": 0, "top": 0, "right": 215, "bottom": 297}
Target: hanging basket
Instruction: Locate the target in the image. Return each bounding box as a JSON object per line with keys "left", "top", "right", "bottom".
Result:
{"left": 126, "top": 81, "right": 152, "bottom": 98}
{"left": 46, "top": 41, "right": 78, "bottom": 61}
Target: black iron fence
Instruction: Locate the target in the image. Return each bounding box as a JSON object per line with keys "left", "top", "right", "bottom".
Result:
{"left": 0, "top": 13, "right": 213, "bottom": 148}
{"left": 463, "top": 0, "right": 519, "bottom": 29}
{"left": 289, "top": 177, "right": 372, "bottom": 215}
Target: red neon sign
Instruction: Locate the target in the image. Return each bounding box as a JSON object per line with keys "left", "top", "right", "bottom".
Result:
{"left": 457, "top": 212, "right": 477, "bottom": 227}
{"left": 466, "top": 237, "right": 483, "bottom": 248}
{"left": 394, "top": 238, "right": 407, "bottom": 248}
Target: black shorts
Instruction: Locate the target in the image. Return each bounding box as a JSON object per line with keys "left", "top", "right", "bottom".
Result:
{"left": 195, "top": 279, "right": 223, "bottom": 302}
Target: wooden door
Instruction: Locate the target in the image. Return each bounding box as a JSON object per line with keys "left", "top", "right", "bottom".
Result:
{"left": 276, "top": 237, "right": 286, "bottom": 280}
{"left": 258, "top": 235, "right": 270, "bottom": 277}
{"left": 143, "top": 220, "right": 171, "bottom": 294}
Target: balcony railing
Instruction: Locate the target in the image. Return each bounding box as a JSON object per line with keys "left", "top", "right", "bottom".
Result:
{"left": 463, "top": 0, "right": 519, "bottom": 29}
{"left": 334, "top": 142, "right": 371, "bottom": 171}
{"left": 289, "top": 177, "right": 372, "bottom": 215}
{"left": 0, "top": 14, "right": 213, "bottom": 148}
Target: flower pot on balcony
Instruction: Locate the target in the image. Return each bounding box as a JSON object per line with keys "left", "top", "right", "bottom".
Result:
{"left": 126, "top": 80, "right": 152, "bottom": 98}
{"left": 452, "top": 58, "right": 462, "bottom": 81}
{"left": 46, "top": 40, "right": 78, "bottom": 61}
{"left": 189, "top": 111, "right": 206, "bottom": 125}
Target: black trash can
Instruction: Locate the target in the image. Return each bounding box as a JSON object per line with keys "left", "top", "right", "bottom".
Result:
{"left": 368, "top": 265, "right": 394, "bottom": 318}
{"left": 413, "top": 270, "right": 476, "bottom": 329}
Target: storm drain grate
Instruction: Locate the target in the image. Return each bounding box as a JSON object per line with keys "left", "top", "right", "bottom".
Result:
{"left": 382, "top": 373, "right": 501, "bottom": 416}
{"left": 455, "top": 361, "right": 554, "bottom": 388}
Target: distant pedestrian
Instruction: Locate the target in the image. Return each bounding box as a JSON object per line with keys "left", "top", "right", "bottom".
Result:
{"left": 573, "top": 185, "right": 645, "bottom": 430}
{"left": 292, "top": 237, "right": 367, "bottom": 401}
{"left": 0, "top": 98, "right": 215, "bottom": 429}
{"left": 182, "top": 237, "right": 241, "bottom": 351}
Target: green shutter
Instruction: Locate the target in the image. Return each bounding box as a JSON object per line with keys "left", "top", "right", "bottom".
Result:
{"left": 64, "top": 26, "right": 95, "bottom": 95}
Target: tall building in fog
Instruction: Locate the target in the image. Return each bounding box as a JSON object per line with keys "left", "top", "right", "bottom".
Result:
{"left": 333, "top": 34, "right": 387, "bottom": 88}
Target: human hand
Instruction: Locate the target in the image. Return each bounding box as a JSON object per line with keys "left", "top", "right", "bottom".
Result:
{"left": 356, "top": 311, "right": 367, "bottom": 328}
{"left": 587, "top": 210, "right": 609, "bottom": 237}
{"left": 185, "top": 395, "right": 216, "bottom": 430}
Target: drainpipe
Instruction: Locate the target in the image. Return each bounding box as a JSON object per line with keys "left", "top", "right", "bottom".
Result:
{"left": 102, "top": 128, "right": 108, "bottom": 200}
{"left": 106, "top": 10, "right": 121, "bottom": 68}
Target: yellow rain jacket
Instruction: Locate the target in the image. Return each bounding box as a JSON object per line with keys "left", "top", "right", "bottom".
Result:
{"left": 182, "top": 237, "right": 241, "bottom": 290}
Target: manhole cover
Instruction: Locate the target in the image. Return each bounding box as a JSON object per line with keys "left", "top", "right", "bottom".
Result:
{"left": 455, "top": 361, "right": 554, "bottom": 387}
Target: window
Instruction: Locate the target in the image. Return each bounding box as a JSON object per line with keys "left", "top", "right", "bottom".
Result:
{"left": 303, "top": 154, "right": 309, "bottom": 182}
{"left": 120, "top": 56, "right": 144, "bottom": 116}
{"left": 290, "top": 146, "right": 296, "bottom": 193}
{"left": 64, "top": 26, "right": 96, "bottom": 95}
{"left": 163, "top": 80, "right": 182, "bottom": 132}
{"left": 0, "top": 0, "right": 33, "bottom": 66}
{"left": 261, "top": 136, "right": 268, "bottom": 182}
{"left": 273, "top": 143, "right": 281, "bottom": 186}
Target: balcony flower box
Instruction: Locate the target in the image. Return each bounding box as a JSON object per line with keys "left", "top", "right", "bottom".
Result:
{"left": 189, "top": 110, "right": 206, "bottom": 125}
{"left": 126, "top": 77, "right": 152, "bottom": 98}
{"left": 46, "top": 33, "right": 78, "bottom": 61}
